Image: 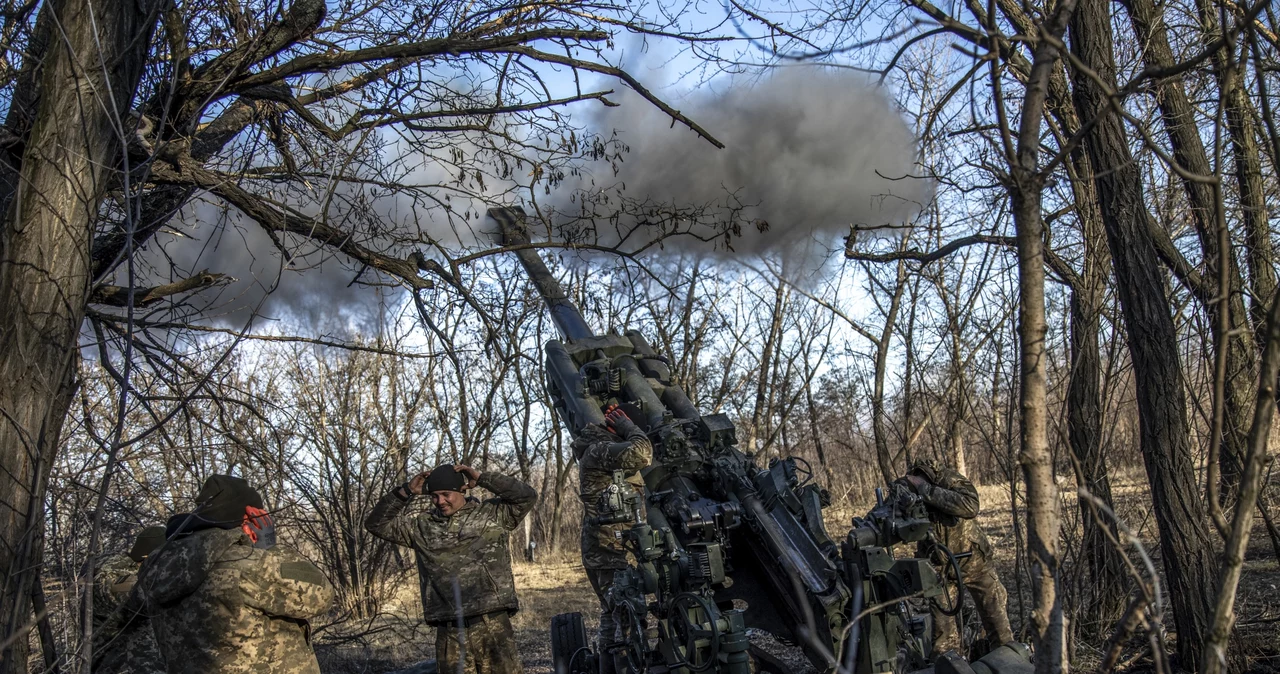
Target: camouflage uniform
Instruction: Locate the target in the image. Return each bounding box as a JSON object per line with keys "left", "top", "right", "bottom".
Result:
{"left": 137, "top": 527, "right": 335, "bottom": 674}
{"left": 365, "top": 471, "right": 536, "bottom": 674}
{"left": 93, "top": 554, "right": 165, "bottom": 674}
{"left": 905, "top": 461, "right": 1014, "bottom": 656}
{"left": 572, "top": 422, "right": 652, "bottom": 660}
{"left": 92, "top": 554, "right": 140, "bottom": 627}
{"left": 433, "top": 611, "right": 520, "bottom": 674}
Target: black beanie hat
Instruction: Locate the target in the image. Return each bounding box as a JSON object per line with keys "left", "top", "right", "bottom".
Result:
{"left": 193, "top": 475, "right": 264, "bottom": 527}
{"left": 425, "top": 465, "right": 467, "bottom": 493}
{"left": 128, "top": 525, "right": 168, "bottom": 562}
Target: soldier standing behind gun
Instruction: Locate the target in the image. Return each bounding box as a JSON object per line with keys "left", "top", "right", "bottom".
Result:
{"left": 366, "top": 463, "right": 536, "bottom": 674}
{"left": 897, "top": 459, "right": 1014, "bottom": 657}
{"left": 92, "top": 526, "right": 167, "bottom": 673}
{"left": 572, "top": 404, "right": 652, "bottom": 671}
{"left": 138, "top": 475, "right": 334, "bottom": 674}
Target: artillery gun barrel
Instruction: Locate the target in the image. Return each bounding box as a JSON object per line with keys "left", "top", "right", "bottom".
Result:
{"left": 496, "top": 203, "right": 961, "bottom": 674}
{"left": 490, "top": 206, "right": 594, "bottom": 342}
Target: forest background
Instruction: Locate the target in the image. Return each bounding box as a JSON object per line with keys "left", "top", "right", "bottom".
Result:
{"left": 0, "top": 0, "right": 1278, "bottom": 672}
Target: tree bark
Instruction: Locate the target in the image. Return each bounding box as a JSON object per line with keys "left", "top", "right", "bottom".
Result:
{"left": 0, "top": 0, "right": 160, "bottom": 668}
{"left": 1201, "top": 289, "right": 1280, "bottom": 674}
{"left": 873, "top": 259, "right": 909, "bottom": 487}
{"left": 1192, "top": 0, "right": 1276, "bottom": 336}
{"left": 979, "top": 14, "right": 1129, "bottom": 629}
{"left": 1122, "top": 0, "right": 1256, "bottom": 506}
{"left": 748, "top": 278, "right": 787, "bottom": 453}
{"left": 1063, "top": 116, "right": 1129, "bottom": 631}
{"left": 1069, "top": 0, "right": 1221, "bottom": 667}
{"left": 1007, "top": 0, "right": 1077, "bottom": 667}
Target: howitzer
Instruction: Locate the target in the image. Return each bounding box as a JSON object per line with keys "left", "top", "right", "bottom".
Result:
{"left": 492, "top": 206, "right": 1028, "bottom": 674}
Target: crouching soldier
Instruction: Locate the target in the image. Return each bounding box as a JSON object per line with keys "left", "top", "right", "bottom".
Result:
{"left": 573, "top": 404, "right": 652, "bottom": 669}
{"left": 897, "top": 460, "right": 1014, "bottom": 657}
{"left": 138, "top": 475, "right": 334, "bottom": 674}
{"left": 93, "top": 526, "right": 167, "bottom": 673}
{"left": 366, "top": 464, "right": 536, "bottom": 674}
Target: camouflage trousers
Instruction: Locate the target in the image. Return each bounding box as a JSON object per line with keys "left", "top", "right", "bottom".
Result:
{"left": 931, "top": 549, "right": 1014, "bottom": 657}
{"left": 435, "top": 611, "right": 523, "bottom": 674}
{"left": 585, "top": 568, "right": 618, "bottom": 641}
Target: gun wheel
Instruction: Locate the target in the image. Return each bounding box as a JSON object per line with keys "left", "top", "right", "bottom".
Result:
{"left": 668, "top": 593, "right": 720, "bottom": 672}
{"left": 551, "top": 612, "right": 591, "bottom": 674}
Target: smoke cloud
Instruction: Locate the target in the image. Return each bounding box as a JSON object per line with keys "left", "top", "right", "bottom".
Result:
{"left": 124, "top": 138, "right": 505, "bottom": 332}
{"left": 118, "top": 69, "right": 928, "bottom": 330}
{"left": 548, "top": 69, "right": 931, "bottom": 275}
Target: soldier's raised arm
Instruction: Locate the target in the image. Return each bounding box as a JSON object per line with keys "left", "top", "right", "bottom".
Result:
{"left": 364, "top": 488, "right": 417, "bottom": 547}
{"left": 365, "top": 473, "right": 427, "bottom": 547}
{"left": 476, "top": 471, "right": 537, "bottom": 531}
{"left": 915, "top": 472, "right": 979, "bottom": 520}
{"left": 589, "top": 410, "right": 652, "bottom": 473}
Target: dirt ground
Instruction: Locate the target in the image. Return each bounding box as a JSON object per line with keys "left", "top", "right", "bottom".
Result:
{"left": 317, "top": 474, "right": 1280, "bottom": 674}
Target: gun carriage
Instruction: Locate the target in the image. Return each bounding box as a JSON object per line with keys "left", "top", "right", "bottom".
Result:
{"left": 491, "top": 206, "right": 1030, "bottom": 674}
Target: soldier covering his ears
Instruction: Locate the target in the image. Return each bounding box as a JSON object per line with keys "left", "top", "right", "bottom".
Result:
{"left": 572, "top": 403, "right": 653, "bottom": 672}
{"left": 366, "top": 463, "right": 536, "bottom": 674}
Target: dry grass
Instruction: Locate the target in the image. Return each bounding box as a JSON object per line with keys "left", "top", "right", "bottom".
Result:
{"left": 317, "top": 553, "right": 599, "bottom": 674}
{"left": 510, "top": 553, "right": 603, "bottom": 673}
{"left": 318, "top": 476, "right": 1280, "bottom": 673}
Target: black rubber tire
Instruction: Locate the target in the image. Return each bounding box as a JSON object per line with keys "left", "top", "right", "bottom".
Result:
{"left": 551, "top": 612, "right": 590, "bottom": 674}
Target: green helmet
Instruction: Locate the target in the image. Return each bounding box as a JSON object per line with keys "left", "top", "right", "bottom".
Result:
{"left": 128, "top": 525, "right": 167, "bottom": 562}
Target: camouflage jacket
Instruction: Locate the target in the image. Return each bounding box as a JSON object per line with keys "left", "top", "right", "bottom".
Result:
{"left": 573, "top": 423, "right": 652, "bottom": 570}
{"left": 365, "top": 471, "right": 536, "bottom": 624}
{"left": 908, "top": 465, "right": 993, "bottom": 562}
{"left": 92, "top": 553, "right": 139, "bottom": 628}
{"left": 137, "top": 527, "right": 334, "bottom": 674}
{"left": 93, "top": 554, "right": 166, "bottom": 673}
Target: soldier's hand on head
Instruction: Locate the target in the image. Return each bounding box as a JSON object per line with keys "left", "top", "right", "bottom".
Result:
{"left": 405, "top": 470, "right": 430, "bottom": 496}
{"left": 604, "top": 405, "right": 637, "bottom": 435}
{"left": 455, "top": 464, "right": 481, "bottom": 489}
{"left": 901, "top": 474, "right": 929, "bottom": 493}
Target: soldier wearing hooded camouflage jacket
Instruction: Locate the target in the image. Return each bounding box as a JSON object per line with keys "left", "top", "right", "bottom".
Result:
{"left": 138, "top": 529, "right": 334, "bottom": 673}
{"left": 365, "top": 467, "right": 536, "bottom": 674}
{"left": 137, "top": 475, "right": 334, "bottom": 674}
{"left": 899, "top": 460, "right": 1014, "bottom": 656}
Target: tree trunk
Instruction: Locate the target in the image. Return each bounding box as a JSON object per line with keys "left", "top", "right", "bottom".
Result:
{"left": 0, "top": 0, "right": 160, "bottom": 668}
{"left": 1069, "top": 0, "right": 1221, "bottom": 667}
{"left": 938, "top": 284, "right": 970, "bottom": 477}
{"left": 1064, "top": 124, "right": 1129, "bottom": 631}
{"left": 1122, "top": 0, "right": 1256, "bottom": 506}
{"left": 1193, "top": 0, "right": 1280, "bottom": 562}
{"left": 1192, "top": 0, "right": 1276, "bottom": 336}
{"left": 1201, "top": 290, "right": 1280, "bottom": 674}
{"left": 873, "top": 259, "right": 909, "bottom": 487}
{"left": 748, "top": 279, "right": 786, "bottom": 453}
{"left": 803, "top": 376, "right": 833, "bottom": 486}
{"left": 1012, "top": 177, "right": 1063, "bottom": 671}
{"left": 1008, "top": 0, "right": 1076, "bottom": 664}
